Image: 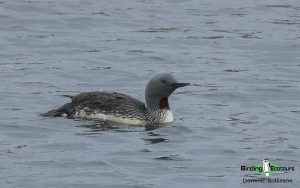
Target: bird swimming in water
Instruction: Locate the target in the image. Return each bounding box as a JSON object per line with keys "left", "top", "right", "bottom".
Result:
{"left": 42, "top": 72, "right": 189, "bottom": 125}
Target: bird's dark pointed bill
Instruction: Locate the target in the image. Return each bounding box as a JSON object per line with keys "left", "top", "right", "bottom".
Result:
{"left": 171, "top": 82, "right": 190, "bottom": 88}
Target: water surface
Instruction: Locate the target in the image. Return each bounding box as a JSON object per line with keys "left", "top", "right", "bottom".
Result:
{"left": 0, "top": 0, "right": 299, "bottom": 187}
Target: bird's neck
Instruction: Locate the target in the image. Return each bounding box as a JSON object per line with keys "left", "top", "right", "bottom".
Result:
{"left": 146, "top": 97, "right": 170, "bottom": 111}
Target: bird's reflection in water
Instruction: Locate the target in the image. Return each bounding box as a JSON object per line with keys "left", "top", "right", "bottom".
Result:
{"left": 145, "top": 123, "right": 169, "bottom": 131}
{"left": 142, "top": 124, "right": 171, "bottom": 144}
{"left": 143, "top": 136, "right": 168, "bottom": 144}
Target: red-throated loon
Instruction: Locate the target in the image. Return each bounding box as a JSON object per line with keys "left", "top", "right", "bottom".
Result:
{"left": 42, "top": 72, "right": 190, "bottom": 125}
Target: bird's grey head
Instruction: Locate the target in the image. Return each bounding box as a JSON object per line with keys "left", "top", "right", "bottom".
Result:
{"left": 145, "top": 72, "right": 189, "bottom": 110}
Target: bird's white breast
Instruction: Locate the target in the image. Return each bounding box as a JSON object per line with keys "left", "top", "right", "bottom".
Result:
{"left": 73, "top": 108, "right": 144, "bottom": 125}
{"left": 162, "top": 110, "right": 174, "bottom": 123}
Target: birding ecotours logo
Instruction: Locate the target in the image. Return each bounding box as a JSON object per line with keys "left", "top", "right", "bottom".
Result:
{"left": 241, "top": 159, "right": 294, "bottom": 177}
{"left": 241, "top": 159, "right": 295, "bottom": 184}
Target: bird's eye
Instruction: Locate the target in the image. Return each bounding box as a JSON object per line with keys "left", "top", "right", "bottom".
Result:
{"left": 161, "top": 80, "right": 166, "bottom": 83}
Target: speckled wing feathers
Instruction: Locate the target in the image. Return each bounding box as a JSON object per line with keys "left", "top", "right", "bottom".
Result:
{"left": 42, "top": 92, "right": 147, "bottom": 120}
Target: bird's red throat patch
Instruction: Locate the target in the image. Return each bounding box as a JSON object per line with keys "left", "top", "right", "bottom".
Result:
{"left": 159, "top": 97, "right": 170, "bottom": 110}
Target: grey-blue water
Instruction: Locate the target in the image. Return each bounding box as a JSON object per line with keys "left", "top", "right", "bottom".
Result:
{"left": 0, "top": 0, "right": 299, "bottom": 187}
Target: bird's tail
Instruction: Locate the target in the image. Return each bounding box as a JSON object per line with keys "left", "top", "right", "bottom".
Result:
{"left": 41, "top": 108, "right": 64, "bottom": 117}
{"left": 41, "top": 102, "right": 73, "bottom": 117}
